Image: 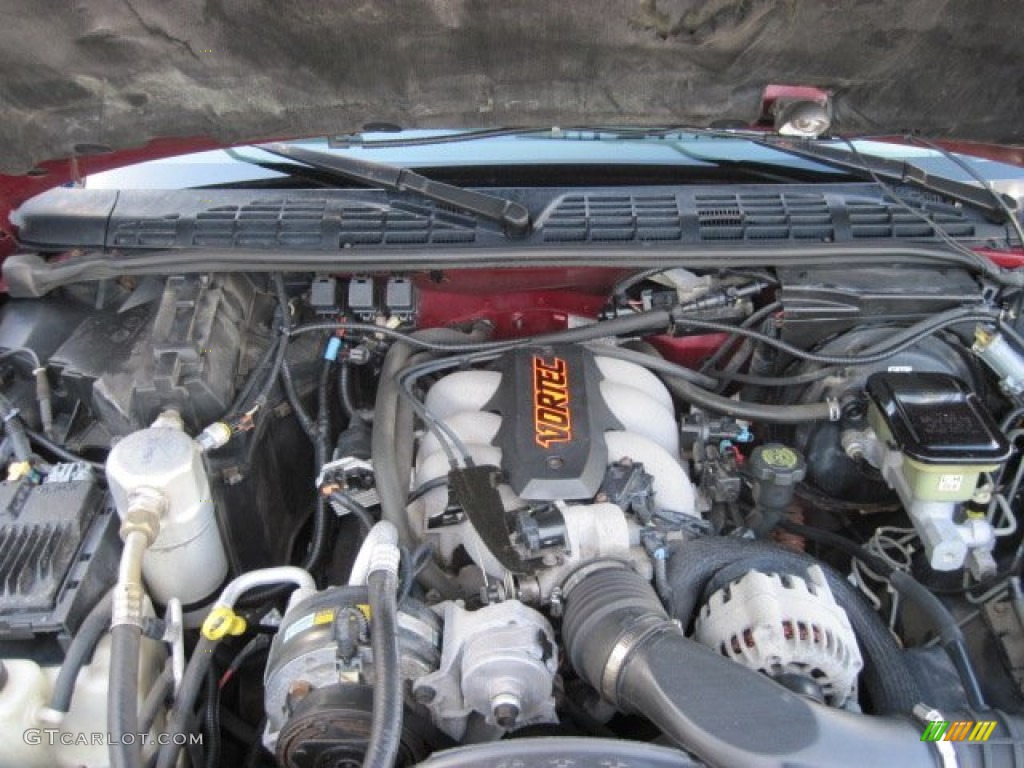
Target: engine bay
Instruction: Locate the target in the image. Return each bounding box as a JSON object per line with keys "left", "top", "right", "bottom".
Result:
{"left": 2, "top": 260, "right": 1024, "bottom": 767}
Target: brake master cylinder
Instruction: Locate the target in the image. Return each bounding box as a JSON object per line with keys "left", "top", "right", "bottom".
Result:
{"left": 863, "top": 373, "right": 1010, "bottom": 577}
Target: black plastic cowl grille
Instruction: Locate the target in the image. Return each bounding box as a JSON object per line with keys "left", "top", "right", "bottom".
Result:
{"left": 694, "top": 192, "right": 834, "bottom": 242}
{"left": 26, "top": 183, "right": 992, "bottom": 253}
{"left": 543, "top": 193, "right": 683, "bottom": 242}
{"left": 111, "top": 198, "right": 478, "bottom": 249}
{"left": 846, "top": 199, "right": 975, "bottom": 239}
{"left": 542, "top": 191, "right": 975, "bottom": 243}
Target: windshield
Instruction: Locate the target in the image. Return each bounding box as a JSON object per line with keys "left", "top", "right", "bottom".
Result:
{"left": 81, "top": 131, "right": 1024, "bottom": 195}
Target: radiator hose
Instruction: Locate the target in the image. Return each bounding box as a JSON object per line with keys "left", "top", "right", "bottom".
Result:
{"left": 560, "top": 563, "right": 1024, "bottom": 768}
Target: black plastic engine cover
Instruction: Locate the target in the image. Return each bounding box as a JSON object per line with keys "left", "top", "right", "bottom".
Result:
{"left": 491, "top": 345, "right": 617, "bottom": 501}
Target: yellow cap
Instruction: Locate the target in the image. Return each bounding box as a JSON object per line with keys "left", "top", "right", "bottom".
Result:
{"left": 202, "top": 606, "right": 247, "bottom": 640}
{"left": 7, "top": 461, "right": 31, "bottom": 482}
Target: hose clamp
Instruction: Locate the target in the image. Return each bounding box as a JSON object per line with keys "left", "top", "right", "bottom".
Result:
{"left": 826, "top": 397, "right": 842, "bottom": 422}
{"left": 111, "top": 582, "right": 147, "bottom": 629}
{"left": 600, "top": 614, "right": 680, "bottom": 703}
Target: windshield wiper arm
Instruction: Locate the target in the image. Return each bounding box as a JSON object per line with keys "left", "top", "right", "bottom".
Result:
{"left": 759, "top": 138, "right": 1018, "bottom": 220}
{"left": 255, "top": 143, "right": 531, "bottom": 237}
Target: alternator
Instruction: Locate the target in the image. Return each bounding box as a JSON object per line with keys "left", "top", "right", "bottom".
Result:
{"left": 695, "top": 565, "right": 863, "bottom": 708}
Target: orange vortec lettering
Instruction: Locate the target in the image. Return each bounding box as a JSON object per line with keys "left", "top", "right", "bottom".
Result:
{"left": 533, "top": 356, "right": 572, "bottom": 448}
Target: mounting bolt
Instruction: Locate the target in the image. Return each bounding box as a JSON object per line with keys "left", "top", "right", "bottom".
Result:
{"left": 286, "top": 680, "right": 312, "bottom": 709}
{"left": 492, "top": 693, "right": 521, "bottom": 728}
{"left": 493, "top": 702, "right": 520, "bottom": 728}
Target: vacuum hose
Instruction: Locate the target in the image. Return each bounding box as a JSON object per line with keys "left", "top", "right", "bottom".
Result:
{"left": 561, "top": 563, "right": 1024, "bottom": 768}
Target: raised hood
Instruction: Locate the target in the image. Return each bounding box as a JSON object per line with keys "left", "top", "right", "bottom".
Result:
{"left": 1, "top": 0, "right": 1021, "bottom": 174}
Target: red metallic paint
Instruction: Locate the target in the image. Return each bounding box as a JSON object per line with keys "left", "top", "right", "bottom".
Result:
{"left": 415, "top": 268, "right": 620, "bottom": 338}
{"left": 414, "top": 267, "right": 727, "bottom": 368}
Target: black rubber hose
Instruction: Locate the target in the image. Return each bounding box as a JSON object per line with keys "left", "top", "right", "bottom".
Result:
{"left": 252, "top": 317, "right": 290, "bottom": 410}
{"left": 25, "top": 428, "right": 106, "bottom": 472}
{"left": 778, "top": 518, "right": 988, "bottom": 711}
{"left": 50, "top": 589, "right": 113, "bottom": 712}
{"left": 108, "top": 624, "right": 143, "bottom": 768}
{"left": 394, "top": 349, "right": 435, "bottom": 496}
{"left": 139, "top": 660, "right": 173, "bottom": 736}
{"left": 0, "top": 393, "right": 32, "bottom": 461}
{"left": 10, "top": 245, "right": 1018, "bottom": 298}
{"left": 270, "top": 273, "right": 316, "bottom": 443}
{"left": 204, "top": 665, "right": 221, "bottom": 768}
{"left": 561, "top": 565, "right": 936, "bottom": 768}
{"left": 670, "top": 306, "right": 1000, "bottom": 366}
{"left": 892, "top": 571, "right": 987, "bottom": 711}
{"left": 338, "top": 361, "right": 360, "bottom": 422}
{"left": 698, "top": 300, "right": 783, "bottom": 375}
{"left": 591, "top": 345, "right": 837, "bottom": 423}
{"left": 317, "top": 355, "right": 334, "bottom": 464}
{"left": 296, "top": 352, "right": 336, "bottom": 584}
{"left": 224, "top": 331, "right": 280, "bottom": 421}
{"left": 329, "top": 491, "right": 375, "bottom": 535}
{"left": 249, "top": 280, "right": 297, "bottom": 414}
{"left": 663, "top": 536, "right": 922, "bottom": 714}
{"left": 363, "top": 568, "right": 402, "bottom": 768}
{"left": 305, "top": 499, "right": 329, "bottom": 577}
{"left": 156, "top": 636, "right": 217, "bottom": 768}
{"left": 279, "top": 357, "right": 317, "bottom": 443}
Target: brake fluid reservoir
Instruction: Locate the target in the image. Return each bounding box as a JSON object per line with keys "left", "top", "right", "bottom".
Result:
{"left": 105, "top": 413, "right": 228, "bottom": 605}
{"left": 866, "top": 372, "right": 1011, "bottom": 502}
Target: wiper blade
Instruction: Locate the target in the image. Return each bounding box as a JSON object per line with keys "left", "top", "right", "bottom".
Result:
{"left": 255, "top": 143, "right": 531, "bottom": 237}
{"left": 760, "top": 138, "right": 1019, "bottom": 220}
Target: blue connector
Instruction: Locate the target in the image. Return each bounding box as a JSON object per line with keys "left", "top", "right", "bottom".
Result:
{"left": 324, "top": 337, "right": 342, "bottom": 362}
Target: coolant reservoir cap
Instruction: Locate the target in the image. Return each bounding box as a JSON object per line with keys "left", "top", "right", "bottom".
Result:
{"left": 749, "top": 444, "right": 806, "bottom": 485}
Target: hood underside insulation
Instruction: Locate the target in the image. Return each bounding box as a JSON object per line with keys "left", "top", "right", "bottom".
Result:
{"left": 0, "top": 0, "right": 1021, "bottom": 174}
